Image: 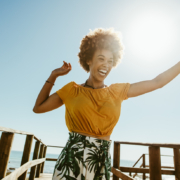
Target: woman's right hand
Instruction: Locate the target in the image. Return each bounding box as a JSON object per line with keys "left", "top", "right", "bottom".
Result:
{"left": 51, "top": 61, "right": 72, "bottom": 77}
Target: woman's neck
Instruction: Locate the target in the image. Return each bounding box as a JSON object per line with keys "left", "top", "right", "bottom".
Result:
{"left": 85, "top": 77, "right": 106, "bottom": 89}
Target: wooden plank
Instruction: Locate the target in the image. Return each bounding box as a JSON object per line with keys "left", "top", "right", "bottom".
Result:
{"left": 113, "top": 142, "right": 120, "bottom": 180}
{"left": 0, "top": 132, "right": 14, "bottom": 179}
{"left": 129, "top": 154, "right": 143, "bottom": 176}
{"left": 2, "top": 158, "right": 45, "bottom": 180}
{"left": 149, "top": 146, "right": 162, "bottom": 180}
{"left": 173, "top": 148, "right": 180, "bottom": 179}
{"left": 0, "top": 126, "right": 33, "bottom": 135}
{"left": 0, "top": 126, "right": 46, "bottom": 146}
{"left": 46, "top": 158, "right": 57, "bottom": 161}
{"left": 114, "top": 141, "right": 180, "bottom": 148}
{"left": 41, "top": 146, "right": 47, "bottom": 173}
{"left": 145, "top": 165, "right": 174, "bottom": 169}
{"left": 111, "top": 167, "right": 134, "bottom": 180}
{"left": 120, "top": 166, "right": 149, "bottom": 174}
{"left": 47, "top": 145, "right": 64, "bottom": 148}
{"left": 132, "top": 164, "right": 143, "bottom": 178}
{"left": 29, "top": 141, "right": 41, "bottom": 180}
{"left": 36, "top": 144, "right": 44, "bottom": 177}
{"left": 119, "top": 166, "right": 175, "bottom": 175}
{"left": 18, "top": 135, "right": 34, "bottom": 180}
{"left": 34, "top": 173, "right": 52, "bottom": 180}
{"left": 34, "top": 136, "right": 46, "bottom": 146}
{"left": 142, "top": 154, "right": 146, "bottom": 179}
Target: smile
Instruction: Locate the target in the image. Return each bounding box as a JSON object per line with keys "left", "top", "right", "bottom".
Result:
{"left": 98, "top": 71, "right": 106, "bottom": 76}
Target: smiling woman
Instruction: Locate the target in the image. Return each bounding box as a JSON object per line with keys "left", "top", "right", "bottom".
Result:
{"left": 33, "top": 27, "right": 180, "bottom": 180}
{"left": 126, "top": 11, "right": 178, "bottom": 61}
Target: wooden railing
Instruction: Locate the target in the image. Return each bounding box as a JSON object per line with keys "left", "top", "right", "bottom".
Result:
{"left": 112, "top": 141, "right": 180, "bottom": 180}
{"left": 1, "top": 126, "right": 180, "bottom": 180}
{"left": 130, "top": 153, "right": 174, "bottom": 179}
{"left": 0, "top": 126, "right": 64, "bottom": 180}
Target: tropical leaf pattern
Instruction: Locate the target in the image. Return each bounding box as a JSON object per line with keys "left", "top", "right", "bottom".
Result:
{"left": 52, "top": 132, "right": 111, "bottom": 180}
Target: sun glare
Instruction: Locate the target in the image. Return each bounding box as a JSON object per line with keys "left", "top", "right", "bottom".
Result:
{"left": 126, "top": 11, "right": 177, "bottom": 62}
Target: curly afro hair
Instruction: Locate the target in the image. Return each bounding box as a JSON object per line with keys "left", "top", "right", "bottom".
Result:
{"left": 77, "top": 27, "right": 124, "bottom": 73}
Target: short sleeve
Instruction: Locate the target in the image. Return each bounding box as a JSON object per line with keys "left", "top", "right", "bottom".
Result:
{"left": 56, "top": 81, "right": 73, "bottom": 103}
{"left": 111, "top": 83, "right": 131, "bottom": 101}
{"left": 121, "top": 83, "right": 131, "bottom": 100}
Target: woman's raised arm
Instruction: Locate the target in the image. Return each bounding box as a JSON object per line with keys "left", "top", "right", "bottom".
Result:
{"left": 127, "top": 61, "right": 180, "bottom": 98}
{"left": 33, "top": 61, "right": 72, "bottom": 113}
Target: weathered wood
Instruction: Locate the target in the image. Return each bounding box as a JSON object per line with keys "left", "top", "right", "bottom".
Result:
{"left": 129, "top": 154, "right": 143, "bottom": 176}
{"left": 0, "top": 132, "right": 14, "bottom": 179}
{"left": 2, "top": 158, "right": 45, "bottom": 180}
{"left": 142, "top": 154, "right": 146, "bottom": 180}
{"left": 114, "top": 141, "right": 180, "bottom": 149}
{"left": 0, "top": 126, "right": 33, "bottom": 135}
{"left": 18, "top": 135, "right": 34, "bottom": 180}
{"left": 34, "top": 136, "right": 46, "bottom": 145}
{"left": 47, "top": 145, "right": 64, "bottom": 148}
{"left": 119, "top": 166, "right": 175, "bottom": 175}
{"left": 46, "top": 158, "right": 57, "bottom": 161}
{"left": 149, "top": 146, "right": 162, "bottom": 180}
{"left": 113, "top": 142, "right": 120, "bottom": 180}
{"left": 29, "top": 141, "right": 41, "bottom": 180}
{"left": 121, "top": 166, "right": 149, "bottom": 174}
{"left": 111, "top": 167, "right": 134, "bottom": 180}
{"left": 41, "top": 146, "right": 47, "bottom": 173}
{"left": 0, "top": 126, "right": 45, "bottom": 146}
{"left": 132, "top": 164, "right": 143, "bottom": 178}
{"left": 34, "top": 173, "right": 52, "bottom": 179}
{"left": 173, "top": 148, "right": 180, "bottom": 179}
{"left": 36, "top": 144, "right": 44, "bottom": 177}
{"left": 145, "top": 165, "right": 174, "bottom": 169}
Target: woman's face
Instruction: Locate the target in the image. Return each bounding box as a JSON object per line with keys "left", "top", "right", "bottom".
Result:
{"left": 87, "top": 48, "right": 114, "bottom": 81}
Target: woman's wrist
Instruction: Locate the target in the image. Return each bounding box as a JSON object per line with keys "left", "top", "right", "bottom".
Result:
{"left": 47, "top": 73, "right": 57, "bottom": 84}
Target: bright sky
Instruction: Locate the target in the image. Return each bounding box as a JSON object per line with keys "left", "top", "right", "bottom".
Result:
{"left": 1, "top": 0, "right": 180, "bottom": 162}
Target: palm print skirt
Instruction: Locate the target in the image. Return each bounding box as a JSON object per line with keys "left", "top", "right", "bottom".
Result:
{"left": 52, "top": 132, "right": 111, "bottom": 180}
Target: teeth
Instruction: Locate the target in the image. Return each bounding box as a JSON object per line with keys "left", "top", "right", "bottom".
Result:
{"left": 99, "top": 70, "right": 107, "bottom": 74}
{"left": 99, "top": 71, "right": 106, "bottom": 76}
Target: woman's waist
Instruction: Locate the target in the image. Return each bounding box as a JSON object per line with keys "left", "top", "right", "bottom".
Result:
{"left": 72, "top": 131, "right": 111, "bottom": 142}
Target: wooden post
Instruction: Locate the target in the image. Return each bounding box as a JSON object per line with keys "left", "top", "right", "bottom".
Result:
{"left": 18, "top": 135, "right": 34, "bottom": 180}
{"left": 142, "top": 154, "right": 146, "bottom": 180}
{"left": 0, "top": 132, "right": 14, "bottom": 179}
{"left": 173, "top": 148, "right": 180, "bottom": 180}
{"left": 41, "top": 146, "right": 47, "bottom": 173}
{"left": 113, "top": 142, "right": 120, "bottom": 180}
{"left": 36, "top": 144, "right": 44, "bottom": 177}
{"left": 149, "top": 146, "right": 162, "bottom": 180}
{"left": 29, "top": 140, "right": 40, "bottom": 180}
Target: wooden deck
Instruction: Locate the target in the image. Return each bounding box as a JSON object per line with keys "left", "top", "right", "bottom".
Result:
{"left": 34, "top": 173, "right": 114, "bottom": 180}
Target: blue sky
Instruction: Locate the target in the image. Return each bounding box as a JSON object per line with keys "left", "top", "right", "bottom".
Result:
{"left": 0, "top": 0, "right": 180, "bottom": 162}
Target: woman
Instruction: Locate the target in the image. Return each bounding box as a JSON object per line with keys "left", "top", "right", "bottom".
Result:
{"left": 33, "top": 28, "right": 180, "bottom": 180}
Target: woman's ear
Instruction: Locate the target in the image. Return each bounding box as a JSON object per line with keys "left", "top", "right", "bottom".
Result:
{"left": 87, "top": 59, "right": 92, "bottom": 65}
{"left": 87, "top": 60, "right": 90, "bottom": 65}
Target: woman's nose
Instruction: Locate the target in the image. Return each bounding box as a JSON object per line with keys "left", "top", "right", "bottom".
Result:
{"left": 102, "top": 61, "right": 109, "bottom": 68}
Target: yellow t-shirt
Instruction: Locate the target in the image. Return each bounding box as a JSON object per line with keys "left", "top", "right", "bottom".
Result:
{"left": 56, "top": 81, "right": 130, "bottom": 137}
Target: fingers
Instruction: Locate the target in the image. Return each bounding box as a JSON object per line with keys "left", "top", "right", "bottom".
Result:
{"left": 63, "top": 61, "right": 72, "bottom": 70}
